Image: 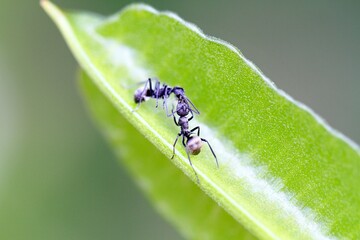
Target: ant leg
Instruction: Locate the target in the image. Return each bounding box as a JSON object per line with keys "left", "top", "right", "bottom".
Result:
{"left": 182, "top": 136, "right": 199, "bottom": 183}
{"left": 161, "top": 84, "right": 167, "bottom": 109}
{"left": 166, "top": 109, "right": 176, "bottom": 117}
{"left": 186, "top": 97, "right": 200, "bottom": 115}
{"left": 166, "top": 105, "right": 176, "bottom": 117}
{"left": 164, "top": 98, "right": 169, "bottom": 115}
{"left": 190, "top": 126, "right": 200, "bottom": 136}
{"left": 147, "top": 78, "right": 153, "bottom": 92}
{"left": 132, "top": 104, "right": 141, "bottom": 112}
{"left": 163, "top": 98, "right": 166, "bottom": 110}
{"left": 171, "top": 133, "right": 182, "bottom": 159}
{"left": 162, "top": 86, "right": 170, "bottom": 110}
{"left": 154, "top": 80, "right": 161, "bottom": 107}
{"left": 173, "top": 115, "right": 179, "bottom": 126}
{"left": 163, "top": 91, "right": 172, "bottom": 115}
{"left": 163, "top": 86, "right": 174, "bottom": 113}
{"left": 142, "top": 78, "right": 153, "bottom": 97}
{"left": 188, "top": 111, "right": 194, "bottom": 122}
{"left": 201, "top": 138, "right": 219, "bottom": 168}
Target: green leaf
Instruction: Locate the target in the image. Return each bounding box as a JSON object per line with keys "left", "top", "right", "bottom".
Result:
{"left": 42, "top": 1, "right": 360, "bottom": 239}
{"left": 79, "top": 70, "right": 256, "bottom": 239}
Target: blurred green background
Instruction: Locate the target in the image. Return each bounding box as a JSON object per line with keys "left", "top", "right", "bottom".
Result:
{"left": 0, "top": 1, "right": 359, "bottom": 239}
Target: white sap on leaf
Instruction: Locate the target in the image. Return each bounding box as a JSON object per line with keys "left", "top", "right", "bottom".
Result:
{"left": 84, "top": 20, "right": 150, "bottom": 82}
{"left": 198, "top": 124, "right": 335, "bottom": 240}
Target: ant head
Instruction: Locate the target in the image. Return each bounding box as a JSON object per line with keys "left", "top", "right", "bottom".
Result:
{"left": 186, "top": 136, "right": 203, "bottom": 155}
{"left": 172, "top": 87, "right": 185, "bottom": 98}
{"left": 134, "top": 86, "right": 149, "bottom": 103}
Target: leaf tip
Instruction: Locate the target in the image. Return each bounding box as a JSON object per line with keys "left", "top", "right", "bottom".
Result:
{"left": 40, "top": 0, "right": 49, "bottom": 9}
{"left": 40, "top": 0, "right": 62, "bottom": 18}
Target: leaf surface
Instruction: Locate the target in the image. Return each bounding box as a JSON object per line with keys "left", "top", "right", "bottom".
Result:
{"left": 80, "top": 71, "right": 256, "bottom": 239}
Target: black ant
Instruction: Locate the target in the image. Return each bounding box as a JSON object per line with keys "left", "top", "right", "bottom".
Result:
{"left": 133, "top": 78, "right": 218, "bottom": 182}
{"left": 134, "top": 78, "right": 199, "bottom": 117}
{"left": 170, "top": 95, "right": 218, "bottom": 182}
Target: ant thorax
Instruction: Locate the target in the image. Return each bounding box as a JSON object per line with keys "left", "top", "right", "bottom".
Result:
{"left": 178, "top": 116, "right": 189, "bottom": 130}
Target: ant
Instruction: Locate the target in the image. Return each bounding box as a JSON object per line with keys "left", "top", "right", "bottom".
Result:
{"left": 134, "top": 78, "right": 199, "bottom": 117}
{"left": 170, "top": 95, "right": 218, "bottom": 182}
{"left": 133, "top": 78, "right": 218, "bottom": 182}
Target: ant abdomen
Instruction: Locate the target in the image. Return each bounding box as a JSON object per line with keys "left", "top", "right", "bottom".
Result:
{"left": 186, "top": 136, "right": 203, "bottom": 155}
